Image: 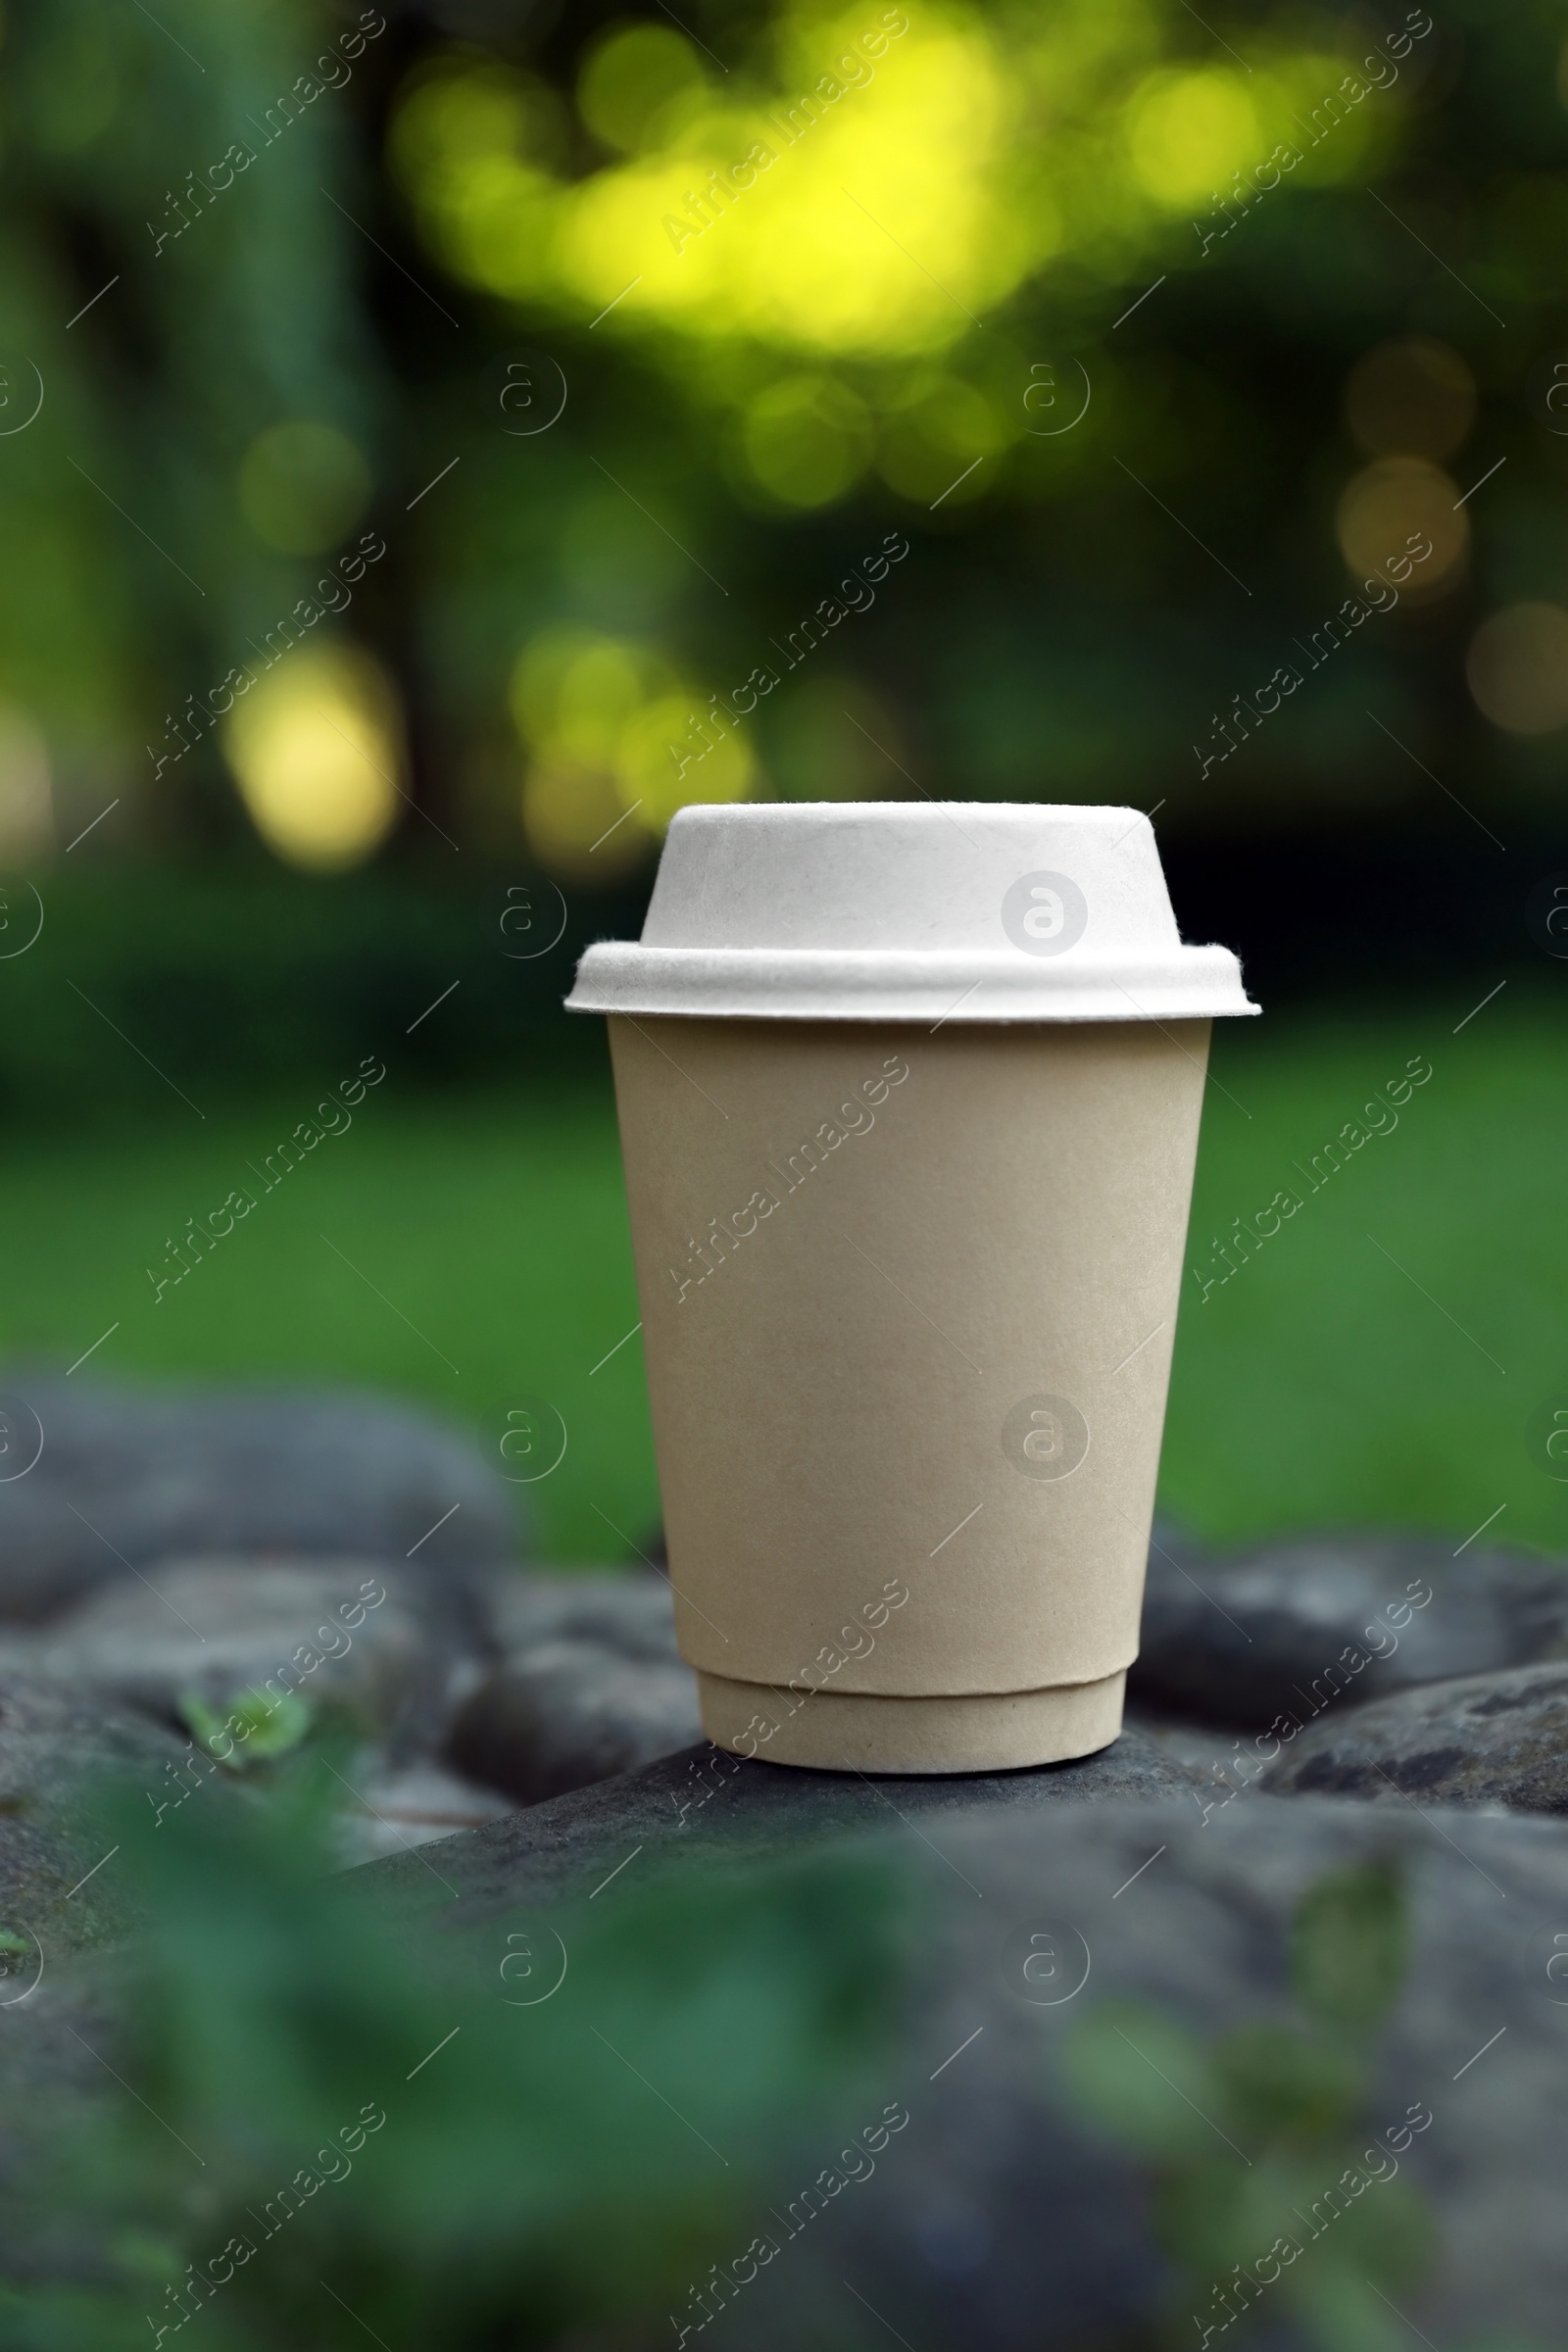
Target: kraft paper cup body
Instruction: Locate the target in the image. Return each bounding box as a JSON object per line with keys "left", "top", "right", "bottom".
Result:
{"left": 606, "top": 1014, "right": 1207, "bottom": 1770}
{"left": 569, "top": 805, "right": 1255, "bottom": 1775}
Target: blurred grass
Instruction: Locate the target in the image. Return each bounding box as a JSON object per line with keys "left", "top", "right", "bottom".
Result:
{"left": 1168, "top": 990, "right": 1565, "bottom": 1559}
{"left": 0, "top": 995, "right": 1561, "bottom": 1563}
{"left": 0, "top": 1079, "right": 654, "bottom": 1563}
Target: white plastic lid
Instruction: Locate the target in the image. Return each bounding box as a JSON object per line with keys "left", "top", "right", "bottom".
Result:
{"left": 565, "top": 802, "right": 1258, "bottom": 1024}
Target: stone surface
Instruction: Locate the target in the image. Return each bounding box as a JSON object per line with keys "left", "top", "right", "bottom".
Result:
{"left": 387, "top": 1727, "right": 1209, "bottom": 1914}
{"left": 356, "top": 1763, "right": 1568, "bottom": 2347}
{"left": 475, "top": 1564, "right": 681, "bottom": 1662}
{"left": 330, "top": 1754, "right": 515, "bottom": 1867}
{"left": 0, "top": 1377, "right": 518, "bottom": 1622}
{"left": 0, "top": 1954, "right": 132, "bottom": 2289}
{"left": 0, "top": 1673, "right": 184, "bottom": 1815}
{"left": 445, "top": 1642, "right": 704, "bottom": 1803}
{"left": 1131, "top": 1530, "right": 1568, "bottom": 1728}
{"left": 1122, "top": 1705, "right": 1255, "bottom": 1772}
{"left": 0, "top": 1676, "right": 188, "bottom": 1953}
{"left": 4, "top": 1558, "right": 468, "bottom": 1749}
{"left": 1262, "top": 1661, "right": 1568, "bottom": 1811}
{"left": 446, "top": 1569, "right": 696, "bottom": 1804}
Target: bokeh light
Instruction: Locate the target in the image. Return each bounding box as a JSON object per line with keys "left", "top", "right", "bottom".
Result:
{"left": 1466, "top": 602, "right": 1568, "bottom": 734}
{"left": 577, "top": 23, "right": 708, "bottom": 151}
{"left": 511, "top": 629, "right": 676, "bottom": 772}
{"left": 0, "top": 707, "right": 52, "bottom": 864}
{"left": 877, "top": 369, "right": 1010, "bottom": 502}
{"left": 388, "top": 59, "right": 568, "bottom": 311}
{"left": 1335, "top": 457, "right": 1466, "bottom": 598}
{"left": 403, "top": 9, "right": 1043, "bottom": 361}
{"left": 620, "top": 693, "right": 753, "bottom": 820}
{"left": 1125, "top": 69, "right": 1259, "bottom": 206}
{"left": 521, "top": 760, "right": 647, "bottom": 881}
{"left": 741, "top": 374, "right": 872, "bottom": 507}
{"left": 221, "top": 644, "right": 403, "bottom": 870}
{"left": 510, "top": 627, "right": 759, "bottom": 878}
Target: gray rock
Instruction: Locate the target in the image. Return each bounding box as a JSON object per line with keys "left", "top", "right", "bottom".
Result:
{"left": 8, "top": 1559, "right": 466, "bottom": 1749}
{"left": 394, "top": 1726, "right": 1208, "bottom": 1913}
{"left": 0, "top": 1954, "right": 132, "bottom": 2289}
{"left": 445, "top": 1641, "right": 704, "bottom": 1803}
{"left": 0, "top": 1377, "right": 517, "bottom": 1622}
{"left": 329, "top": 1754, "right": 515, "bottom": 1868}
{"left": 0, "top": 1676, "right": 189, "bottom": 1952}
{"left": 1132, "top": 1530, "right": 1568, "bottom": 1728}
{"left": 444, "top": 1570, "right": 697, "bottom": 1805}
{"left": 1262, "top": 1661, "right": 1568, "bottom": 1811}
{"left": 0, "top": 1672, "right": 186, "bottom": 1827}
{"left": 356, "top": 1767, "right": 1568, "bottom": 2347}
{"left": 1122, "top": 1705, "right": 1255, "bottom": 1772}
{"left": 474, "top": 1565, "right": 681, "bottom": 1662}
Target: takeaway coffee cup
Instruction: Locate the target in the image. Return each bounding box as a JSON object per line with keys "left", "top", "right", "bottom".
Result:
{"left": 566, "top": 804, "right": 1256, "bottom": 1774}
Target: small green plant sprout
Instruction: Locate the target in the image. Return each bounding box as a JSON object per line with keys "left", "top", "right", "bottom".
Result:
{"left": 1061, "top": 1859, "right": 1435, "bottom": 2351}
{"left": 178, "top": 1687, "right": 313, "bottom": 1769}
{"left": 1289, "top": 1860, "right": 1411, "bottom": 2037}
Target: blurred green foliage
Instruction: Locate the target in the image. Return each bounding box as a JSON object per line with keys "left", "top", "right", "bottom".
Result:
{"left": 0, "top": 0, "right": 383, "bottom": 821}
{"left": 1289, "top": 1862, "right": 1411, "bottom": 2035}
{"left": 1, "top": 0, "right": 1567, "bottom": 880}
{"left": 1062, "top": 1860, "right": 1437, "bottom": 2352}
{"left": 0, "top": 862, "right": 605, "bottom": 1123}
{"left": 179, "top": 1684, "right": 314, "bottom": 1764}
{"left": 2, "top": 1758, "right": 910, "bottom": 2348}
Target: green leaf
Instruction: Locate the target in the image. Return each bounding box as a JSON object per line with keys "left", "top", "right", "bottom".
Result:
{"left": 1292, "top": 2261, "right": 1410, "bottom": 2352}
{"left": 1154, "top": 2152, "right": 1302, "bottom": 2276}
{"left": 1211, "top": 2022, "right": 1363, "bottom": 2144}
{"left": 1286, "top": 2168, "right": 1435, "bottom": 2288}
{"left": 178, "top": 1686, "right": 312, "bottom": 1769}
{"left": 1163, "top": 2155, "right": 1436, "bottom": 2340}
{"left": 1289, "top": 1863, "right": 1409, "bottom": 2034}
{"left": 1288, "top": 2180, "right": 1440, "bottom": 2345}
{"left": 1059, "top": 2002, "right": 1223, "bottom": 2160}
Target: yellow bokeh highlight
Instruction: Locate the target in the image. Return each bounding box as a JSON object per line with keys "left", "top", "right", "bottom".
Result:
{"left": 741, "top": 374, "right": 871, "bottom": 506}
{"left": 522, "top": 762, "right": 644, "bottom": 881}
{"left": 878, "top": 369, "right": 1011, "bottom": 502}
{"left": 566, "top": 16, "right": 1033, "bottom": 356}
{"left": 511, "top": 627, "right": 759, "bottom": 878}
{"left": 1272, "top": 52, "right": 1393, "bottom": 185}
{"left": 1126, "top": 69, "right": 1258, "bottom": 206}
{"left": 0, "top": 706, "right": 53, "bottom": 864}
{"left": 1336, "top": 457, "right": 1466, "bottom": 600}
{"left": 403, "top": 8, "right": 1048, "bottom": 360}
{"left": 389, "top": 64, "right": 566, "bottom": 301}
{"left": 620, "top": 694, "right": 753, "bottom": 821}
{"left": 1125, "top": 51, "right": 1389, "bottom": 218}
{"left": 578, "top": 24, "right": 708, "bottom": 152}
{"left": 1467, "top": 604, "right": 1568, "bottom": 736}
{"left": 223, "top": 645, "right": 402, "bottom": 871}
{"left": 512, "top": 628, "right": 676, "bottom": 769}
{"left": 387, "top": 0, "right": 1416, "bottom": 490}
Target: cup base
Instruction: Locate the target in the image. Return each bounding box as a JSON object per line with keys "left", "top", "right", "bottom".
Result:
{"left": 696, "top": 1669, "right": 1127, "bottom": 1776}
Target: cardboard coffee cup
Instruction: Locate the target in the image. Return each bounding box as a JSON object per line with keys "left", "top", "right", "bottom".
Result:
{"left": 567, "top": 804, "right": 1255, "bottom": 1774}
